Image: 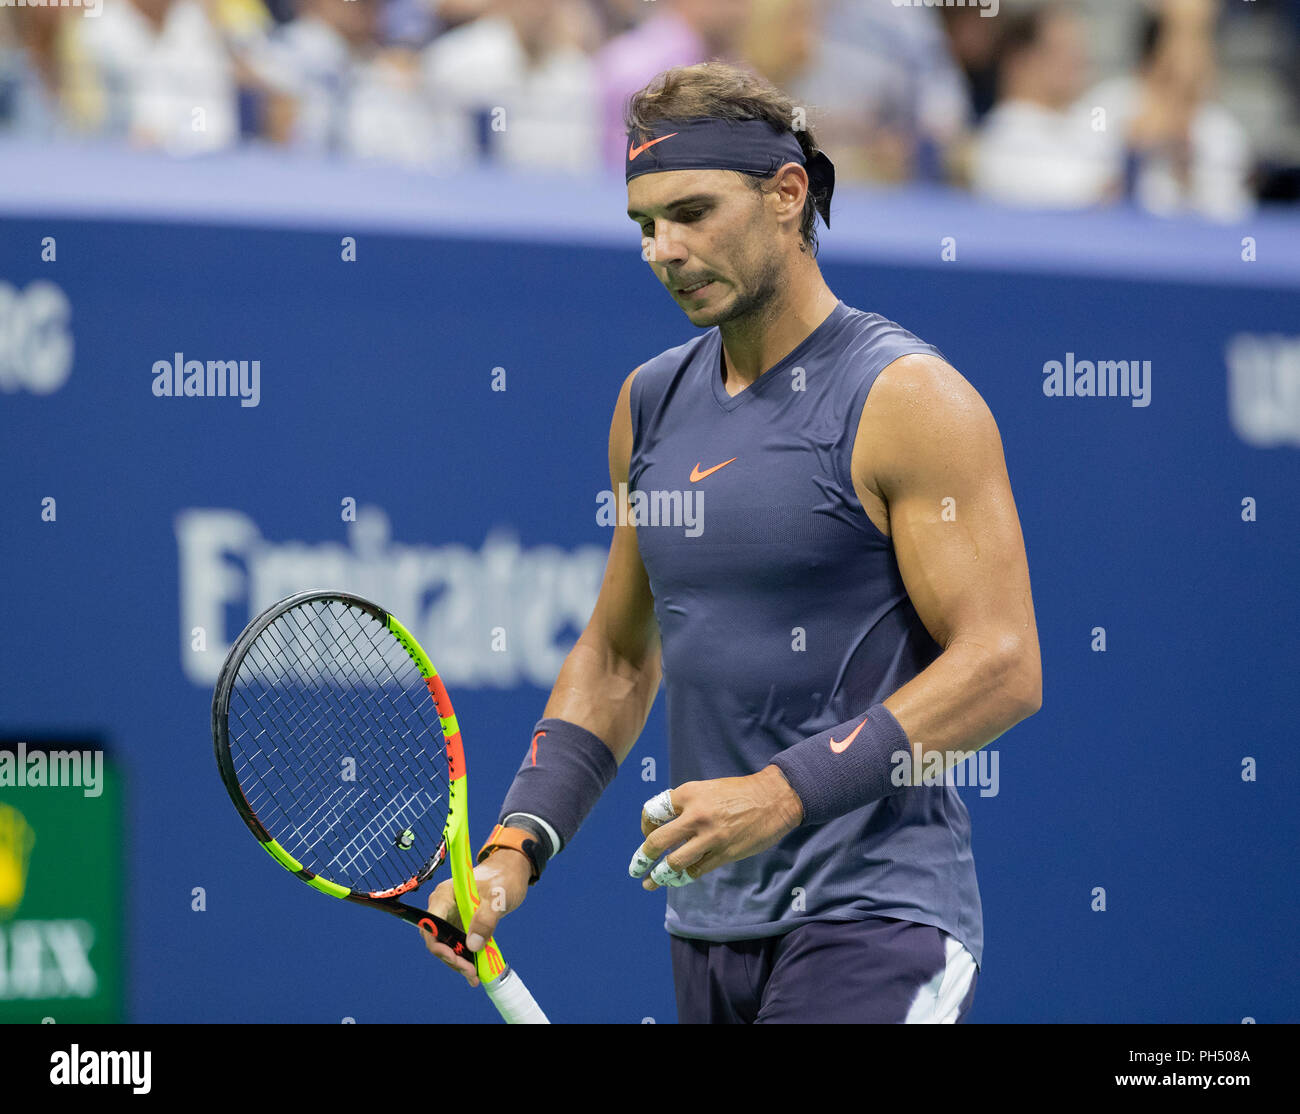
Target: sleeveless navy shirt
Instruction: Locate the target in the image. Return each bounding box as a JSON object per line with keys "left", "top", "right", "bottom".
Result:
{"left": 628, "top": 299, "right": 983, "bottom": 966}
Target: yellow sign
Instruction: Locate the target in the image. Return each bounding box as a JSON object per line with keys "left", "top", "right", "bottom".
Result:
{"left": 0, "top": 803, "right": 35, "bottom": 920}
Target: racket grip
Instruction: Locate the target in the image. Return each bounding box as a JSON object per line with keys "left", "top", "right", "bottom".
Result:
{"left": 483, "top": 966, "right": 549, "bottom": 1024}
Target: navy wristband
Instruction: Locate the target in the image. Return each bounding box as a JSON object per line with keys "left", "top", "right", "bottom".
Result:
{"left": 497, "top": 718, "right": 618, "bottom": 851}
{"left": 769, "top": 704, "right": 912, "bottom": 826}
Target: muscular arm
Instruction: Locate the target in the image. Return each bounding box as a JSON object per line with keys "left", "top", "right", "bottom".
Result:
{"left": 542, "top": 367, "right": 662, "bottom": 763}
{"left": 854, "top": 353, "right": 1042, "bottom": 763}
{"left": 423, "top": 370, "right": 663, "bottom": 975}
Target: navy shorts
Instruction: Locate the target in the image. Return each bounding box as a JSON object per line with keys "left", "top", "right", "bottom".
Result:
{"left": 670, "top": 916, "right": 979, "bottom": 1023}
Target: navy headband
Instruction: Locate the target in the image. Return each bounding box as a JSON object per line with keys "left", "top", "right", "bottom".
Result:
{"left": 625, "top": 117, "right": 835, "bottom": 228}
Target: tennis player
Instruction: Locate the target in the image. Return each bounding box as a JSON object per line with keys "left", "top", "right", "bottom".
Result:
{"left": 423, "top": 61, "right": 1042, "bottom": 1023}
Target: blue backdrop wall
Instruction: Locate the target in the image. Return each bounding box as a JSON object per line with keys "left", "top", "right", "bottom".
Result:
{"left": 2, "top": 148, "right": 1297, "bottom": 1023}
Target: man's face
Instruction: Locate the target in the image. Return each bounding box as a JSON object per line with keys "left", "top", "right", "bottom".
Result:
{"left": 627, "top": 169, "right": 784, "bottom": 329}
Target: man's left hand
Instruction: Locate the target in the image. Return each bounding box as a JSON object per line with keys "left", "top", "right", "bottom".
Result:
{"left": 628, "top": 767, "right": 804, "bottom": 890}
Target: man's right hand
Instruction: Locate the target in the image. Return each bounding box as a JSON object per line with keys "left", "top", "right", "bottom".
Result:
{"left": 420, "top": 851, "right": 531, "bottom": 987}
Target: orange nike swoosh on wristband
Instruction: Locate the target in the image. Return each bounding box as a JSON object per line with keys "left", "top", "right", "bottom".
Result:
{"left": 628, "top": 133, "right": 678, "bottom": 160}
{"left": 689, "top": 457, "right": 737, "bottom": 482}
{"left": 829, "top": 717, "right": 868, "bottom": 754}
{"left": 531, "top": 730, "right": 546, "bottom": 766}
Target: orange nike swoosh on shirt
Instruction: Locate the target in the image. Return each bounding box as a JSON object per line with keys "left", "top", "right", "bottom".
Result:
{"left": 689, "top": 458, "right": 737, "bottom": 482}
{"left": 829, "top": 717, "right": 868, "bottom": 754}
{"left": 628, "top": 133, "right": 679, "bottom": 160}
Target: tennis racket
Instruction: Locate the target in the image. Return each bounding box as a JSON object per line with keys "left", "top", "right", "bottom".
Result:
{"left": 211, "top": 588, "right": 548, "bottom": 1024}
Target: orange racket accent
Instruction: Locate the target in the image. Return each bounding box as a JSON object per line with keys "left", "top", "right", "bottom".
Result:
{"left": 426, "top": 674, "right": 465, "bottom": 780}
{"left": 369, "top": 876, "right": 421, "bottom": 900}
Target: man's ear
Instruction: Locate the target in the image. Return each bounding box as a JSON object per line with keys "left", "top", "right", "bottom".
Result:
{"left": 773, "top": 162, "right": 809, "bottom": 229}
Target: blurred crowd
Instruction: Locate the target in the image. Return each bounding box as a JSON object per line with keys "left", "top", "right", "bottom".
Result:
{"left": 2, "top": 0, "right": 1298, "bottom": 218}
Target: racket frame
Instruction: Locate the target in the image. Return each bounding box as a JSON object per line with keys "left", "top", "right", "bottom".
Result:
{"left": 211, "top": 589, "right": 509, "bottom": 983}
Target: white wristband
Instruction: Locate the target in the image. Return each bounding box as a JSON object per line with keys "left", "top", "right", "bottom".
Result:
{"left": 502, "top": 811, "right": 562, "bottom": 858}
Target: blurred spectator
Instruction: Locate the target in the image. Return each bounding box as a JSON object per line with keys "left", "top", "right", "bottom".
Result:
{"left": 381, "top": 0, "right": 441, "bottom": 49}
{"left": 939, "top": 3, "right": 1001, "bottom": 123}
{"left": 740, "top": 0, "right": 815, "bottom": 93}
{"left": 79, "top": 0, "right": 241, "bottom": 153}
{"left": 433, "top": 0, "right": 494, "bottom": 32}
{"left": 743, "top": 0, "right": 971, "bottom": 185}
{"left": 0, "top": 7, "right": 64, "bottom": 137}
{"left": 596, "top": 0, "right": 752, "bottom": 170}
{"left": 592, "top": 0, "right": 647, "bottom": 38}
{"left": 1088, "top": 0, "right": 1253, "bottom": 220}
{"left": 260, "top": 0, "right": 297, "bottom": 24}
{"left": 248, "top": 0, "right": 444, "bottom": 165}
{"left": 422, "top": 0, "right": 601, "bottom": 174}
{"left": 818, "top": 0, "right": 970, "bottom": 183}
{"left": 971, "top": 5, "right": 1115, "bottom": 209}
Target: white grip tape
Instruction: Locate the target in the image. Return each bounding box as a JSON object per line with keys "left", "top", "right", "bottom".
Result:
{"left": 484, "top": 966, "right": 550, "bottom": 1024}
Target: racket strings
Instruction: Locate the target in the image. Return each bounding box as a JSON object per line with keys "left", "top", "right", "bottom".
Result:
{"left": 235, "top": 604, "right": 448, "bottom": 886}
{"left": 264, "top": 606, "right": 414, "bottom": 793}
{"left": 241, "top": 617, "right": 370, "bottom": 829}
{"left": 226, "top": 599, "right": 452, "bottom": 894}
{"left": 246, "top": 601, "right": 450, "bottom": 820}
{"left": 236, "top": 621, "right": 387, "bottom": 864}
